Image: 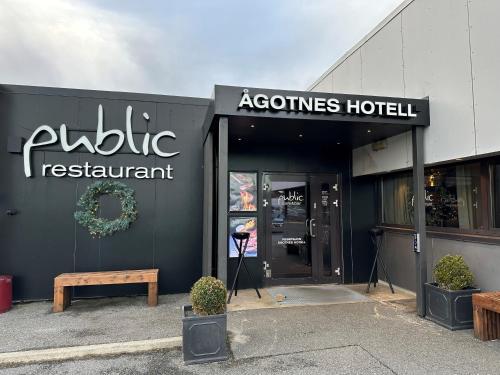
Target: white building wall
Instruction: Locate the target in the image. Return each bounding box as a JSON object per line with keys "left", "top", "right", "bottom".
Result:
{"left": 310, "top": 0, "right": 500, "bottom": 176}
{"left": 311, "top": 71, "right": 333, "bottom": 93}
{"left": 468, "top": 0, "right": 500, "bottom": 155}
{"left": 331, "top": 51, "right": 362, "bottom": 93}
{"left": 360, "top": 13, "right": 405, "bottom": 98}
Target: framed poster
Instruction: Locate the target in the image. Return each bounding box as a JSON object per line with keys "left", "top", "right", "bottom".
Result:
{"left": 228, "top": 216, "right": 257, "bottom": 258}
{"left": 229, "top": 172, "right": 257, "bottom": 212}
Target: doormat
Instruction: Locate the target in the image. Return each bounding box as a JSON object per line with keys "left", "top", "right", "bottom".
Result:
{"left": 266, "top": 284, "right": 372, "bottom": 306}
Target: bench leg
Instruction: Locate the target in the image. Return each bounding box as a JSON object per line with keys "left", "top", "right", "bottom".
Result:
{"left": 148, "top": 282, "right": 158, "bottom": 307}
{"left": 53, "top": 285, "right": 66, "bottom": 313}
{"left": 496, "top": 312, "right": 500, "bottom": 339}
{"left": 486, "top": 310, "right": 500, "bottom": 341}
{"left": 63, "top": 286, "right": 72, "bottom": 309}
{"left": 54, "top": 286, "right": 72, "bottom": 313}
{"left": 474, "top": 305, "right": 487, "bottom": 340}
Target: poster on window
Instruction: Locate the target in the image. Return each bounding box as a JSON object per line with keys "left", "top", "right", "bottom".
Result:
{"left": 229, "top": 172, "right": 257, "bottom": 212}
{"left": 228, "top": 217, "right": 258, "bottom": 258}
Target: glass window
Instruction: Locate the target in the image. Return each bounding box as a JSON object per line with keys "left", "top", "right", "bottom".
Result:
{"left": 381, "top": 162, "right": 483, "bottom": 230}
{"left": 425, "top": 163, "right": 482, "bottom": 229}
{"left": 382, "top": 173, "right": 414, "bottom": 226}
{"left": 490, "top": 164, "right": 500, "bottom": 228}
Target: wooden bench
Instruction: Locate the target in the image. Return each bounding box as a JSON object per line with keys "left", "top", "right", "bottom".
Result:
{"left": 472, "top": 291, "right": 500, "bottom": 341}
{"left": 53, "top": 269, "right": 159, "bottom": 313}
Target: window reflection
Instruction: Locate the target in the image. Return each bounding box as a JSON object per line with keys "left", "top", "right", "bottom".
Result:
{"left": 270, "top": 180, "right": 311, "bottom": 278}
{"left": 382, "top": 173, "right": 413, "bottom": 225}
{"left": 425, "top": 164, "right": 481, "bottom": 229}
{"left": 492, "top": 165, "right": 500, "bottom": 228}
{"left": 381, "top": 163, "right": 482, "bottom": 230}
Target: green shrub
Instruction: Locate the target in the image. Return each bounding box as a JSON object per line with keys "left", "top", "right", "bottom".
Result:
{"left": 190, "top": 276, "right": 227, "bottom": 316}
{"left": 434, "top": 255, "right": 474, "bottom": 291}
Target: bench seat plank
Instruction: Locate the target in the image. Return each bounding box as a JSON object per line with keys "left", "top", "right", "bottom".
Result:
{"left": 53, "top": 269, "right": 159, "bottom": 312}
{"left": 473, "top": 292, "right": 500, "bottom": 314}
{"left": 473, "top": 292, "right": 500, "bottom": 341}
{"left": 55, "top": 269, "right": 158, "bottom": 286}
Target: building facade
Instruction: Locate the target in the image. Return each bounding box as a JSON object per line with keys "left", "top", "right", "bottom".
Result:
{"left": 310, "top": 0, "right": 500, "bottom": 292}
{"left": 0, "top": 84, "right": 429, "bottom": 303}
{"left": 1, "top": 0, "right": 497, "bottom": 313}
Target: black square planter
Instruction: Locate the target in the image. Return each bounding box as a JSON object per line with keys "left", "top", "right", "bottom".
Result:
{"left": 425, "top": 283, "right": 480, "bottom": 330}
{"left": 182, "top": 305, "right": 228, "bottom": 365}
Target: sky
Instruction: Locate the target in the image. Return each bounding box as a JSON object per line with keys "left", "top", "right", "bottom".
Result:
{"left": 0, "top": 0, "right": 403, "bottom": 98}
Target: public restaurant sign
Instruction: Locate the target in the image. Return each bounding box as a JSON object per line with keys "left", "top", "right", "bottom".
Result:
{"left": 23, "top": 104, "right": 179, "bottom": 179}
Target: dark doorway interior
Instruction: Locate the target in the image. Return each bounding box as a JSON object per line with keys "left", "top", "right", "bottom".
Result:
{"left": 263, "top": 173, "right": 342, "bottom": 285}
{"left": 227, "top": 120, "right": 354, "bottom": 289}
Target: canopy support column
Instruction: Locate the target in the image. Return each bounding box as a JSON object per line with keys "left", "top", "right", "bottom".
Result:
{"left": 217, "top": 117, "right": 229, "bottom": 285}
{"left": 202, "top": 130, "right": 214, "bottom": 276}
{"left": 412, "top": 125, "right": 427, "bottom": 317}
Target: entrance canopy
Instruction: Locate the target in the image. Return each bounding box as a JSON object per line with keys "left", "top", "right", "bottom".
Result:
{"left": 203, "top": 85, "right": 429, "bottom": 147}
{"left": 202, "top": 85, "right": 430, "bottom": 317}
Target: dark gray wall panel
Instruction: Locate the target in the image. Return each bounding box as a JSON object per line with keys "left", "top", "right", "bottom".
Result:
{"left": 152, "top": 101, "right": 205, "bottom": 294}
{"left": 379, "top": 232, "right": 416, "bottom": 292}
{"left": 380, "top": 233, "right": 500, "bottom": 293}
{"left": 0, "top": 84, "right": 209, "bottom": 300}
{"left": 428, "top": 237, "right": 500, "bottom": 292}
{"left": 380, "top": 232, "right": 500, "bottom": 291}
{"left": 350, "top": 176, "right": 378, "bottom": 284}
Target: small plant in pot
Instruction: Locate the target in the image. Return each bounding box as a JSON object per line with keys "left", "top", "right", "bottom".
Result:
{"left": 182, "top": 276, "right": 228, "bottom": 364}
{"left": 425, "top": 255, "right": 480, "bottom": 330}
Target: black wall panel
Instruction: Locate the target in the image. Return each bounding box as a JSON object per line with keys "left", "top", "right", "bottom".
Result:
{"left": 350, "top": 175, "right": 378, "bottom": 283}
{"left": 0, "top": 85, "right": 210, "bottom": 300}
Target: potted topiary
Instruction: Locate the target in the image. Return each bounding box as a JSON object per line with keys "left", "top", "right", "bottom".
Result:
{"left": 425, "top": 255, "right": 480, "bottom": 330}
{"left": 182, "top": 276, "right": 228, "bottom": 365}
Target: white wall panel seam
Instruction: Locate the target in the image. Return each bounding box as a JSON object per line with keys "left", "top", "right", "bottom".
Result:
{"left": 360, "top": 48, "right": 364, "bottom": 92}
{"left": 466, "top": 0, "right": 478, "bottom": 155}
{"left": 308, "top": 0, "right": 417, "bottom": 90}
{"left": 400, "top": 13, "right": 407, "bottom": 98}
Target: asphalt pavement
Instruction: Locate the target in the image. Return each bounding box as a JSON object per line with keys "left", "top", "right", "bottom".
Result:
{"left": 1, "top": 297, "right": 499, "bottom": 374}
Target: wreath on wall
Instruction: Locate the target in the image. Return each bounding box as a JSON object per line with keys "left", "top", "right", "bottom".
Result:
{"left": 74, "top": 181, "right": 138, "bottom": 238}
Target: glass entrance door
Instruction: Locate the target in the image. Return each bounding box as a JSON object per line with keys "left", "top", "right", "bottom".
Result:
{"left": 310, "top": 175, "right": 342, "bottom": 283}
{"left": 266, "top": 175, "right": 311, "bottom": 280}
{"left": 263, "top": 173, "right": 342, "bottom": 285}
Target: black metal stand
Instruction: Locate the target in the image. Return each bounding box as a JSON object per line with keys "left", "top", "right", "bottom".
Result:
{"left": 227, "top": 232, "right": 261, "bottom": 304}
{"left": 366, "top": 228, "right": 395, "bottom": 294}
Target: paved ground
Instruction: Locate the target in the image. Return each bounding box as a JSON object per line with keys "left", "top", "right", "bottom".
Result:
{"left": 1, "top": 290, "right": 499, "bottom": 374}
{"left": 0, "top": 347, "right": 396, "bottom": 375}
{"left": 0, "top": 294, "right": 189, "bottom": 352}
{"left": 0, "top": 283, "right": 408, "bottom": 353}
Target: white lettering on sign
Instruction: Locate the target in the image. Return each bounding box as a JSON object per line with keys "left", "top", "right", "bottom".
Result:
{"left": 41, "top": 162, "right": 174, "bottom": 180}
{"left": 23, "top": 105, "right": 180, "bottom": 178}
{"left": 277, "top": 190, "right": 304, "bottom": 206}
{"left": 237, "top": 90, "right": 417, "bottom": 118}
{"left": 277, "top": 237, "right": 307, "bottom": 246}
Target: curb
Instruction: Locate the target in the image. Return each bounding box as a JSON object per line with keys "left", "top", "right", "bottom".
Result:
{"left": 0, "top": 337, "right": 182, "bottom": 366}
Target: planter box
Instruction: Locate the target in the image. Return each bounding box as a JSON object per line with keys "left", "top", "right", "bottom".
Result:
{"left": 425, "top": 283, "right": 480, "bottom": 330}
{"left": 182, "top": 305, "right": 228, "bottom": 365}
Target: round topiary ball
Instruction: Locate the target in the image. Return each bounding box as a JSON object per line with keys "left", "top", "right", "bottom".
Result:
{"left": 190, "top": 276, "right": 227, "bottom": 316}
{"left": 434, "top": 255, "right": 474, "bottom": 291}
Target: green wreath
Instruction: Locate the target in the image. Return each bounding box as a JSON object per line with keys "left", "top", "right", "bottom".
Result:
{"left": 74, "top": 181, "right": 138, "bottom": 238}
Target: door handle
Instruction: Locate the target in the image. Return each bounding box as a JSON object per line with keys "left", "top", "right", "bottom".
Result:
{"left": 309, "top": 219, "right": 316, "bottom": 238}
{"left": 305, "top": 218, "right": 310, "bottom": 235}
